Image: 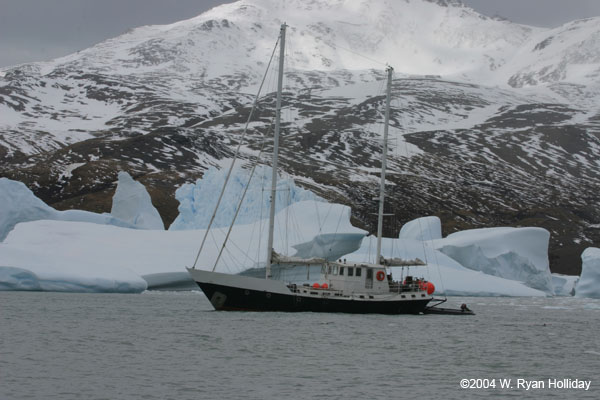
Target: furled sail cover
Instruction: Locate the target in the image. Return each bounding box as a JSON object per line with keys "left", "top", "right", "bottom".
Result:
{"left": 381, "top": 257, "right": 427, "bottom": 267}
{"left": 271, "top": 251, "right": 327, "bottom": 265}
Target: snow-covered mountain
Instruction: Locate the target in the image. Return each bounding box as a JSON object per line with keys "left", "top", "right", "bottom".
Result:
{"left": 1, "top": 0, "right": 599, "bottom": 274}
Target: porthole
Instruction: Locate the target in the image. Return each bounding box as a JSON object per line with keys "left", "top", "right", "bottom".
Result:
{"left": 244, "top": 290, "right": 250, "bottom": 295}
{"left": 266, "top": 293, "right": 271, "bottom": 298}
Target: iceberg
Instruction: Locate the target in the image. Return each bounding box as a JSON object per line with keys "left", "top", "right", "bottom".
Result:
{"left": 292, "top": 233, "right": 366, "bottom": 261}
{"left": 552, "top": 273, "right": 579, "bottom": 297}
{"left": 399, "top": 216, "right": 442, "bottom": 241}
{"left": 435, "top": 227, "right": 554, "bottom": 294}
{"left": 111, "top": 171, "right": 164, "bottom": 230}
{"left": 169, "top": 165, "right": 321, "bottom": 230}
{"left": 344, "top": 235, "right": 547, "bottom": 297}
{"left": 0, "top": 175, "right": 559, "bottom": 297}
{"left": 575, "top": 248, "right": 600, "bottom": 299}
{"left": 0, "top": 265, "right": 147, "bottom": 293}
{"left": 0, "top": 267, "right": 42, "bottom": 291}
{"left": 0, "top": 223, "right": 148, "bottom": 293}
{"left": 0, "top": 201, "right": 365, "bottom": 292}
{"left": 0, "top": 177, "right": 136, "bottom": 242}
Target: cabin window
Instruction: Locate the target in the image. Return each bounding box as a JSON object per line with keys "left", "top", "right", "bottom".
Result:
{"left": 339, "top": 267, "right": 345, "bottom": 276}
{"left": 355, "top": 267, "right": 362, "bottom": 277}
{"left": 327, "top": 265, "right": 332, "bottom": 274}
{"left": 348, "top": 267, "right": 354, "bottom": 277}
{"left": 332, "top": 265, "right": 338, "bottom": 275}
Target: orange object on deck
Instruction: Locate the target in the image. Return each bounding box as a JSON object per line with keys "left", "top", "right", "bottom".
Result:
{"left": 426, "top": 282, "right": 435, "bottom": 295}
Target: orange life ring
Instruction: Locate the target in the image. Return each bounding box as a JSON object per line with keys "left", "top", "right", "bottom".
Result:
{"left": 376, "top": 271, "right": 385, "bottom": 281}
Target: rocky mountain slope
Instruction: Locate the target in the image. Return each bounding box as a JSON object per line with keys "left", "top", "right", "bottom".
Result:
{"left": 1, "top": 0, "right": 599, "bottom": 274}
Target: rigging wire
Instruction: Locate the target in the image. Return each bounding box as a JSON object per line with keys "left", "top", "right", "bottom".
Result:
{"left": 367, "top": 233, "right": 373, "bottom": 264}
{"left": 191, "top": 32, "right": 281, "bottom": 269}
{"left": 373, "top": 74, "right": 389, "bottom": 262}
{"left": 209, "top": 229, "right": 231, "bottom": 273}
{"left": 288, "top": 200, "right": 305, "bottom": 248}
{"left": 389, "top": 73, "right": 446, "bottom": 295}
{"left": 321, "top": 40, "right": 388, "bottom": 68}
{"left": 223, "top": 239, "right": 249, "bottom": 270}
{"left": 355, "top": 74, "right": 388, "bottom": 265}
{"left": 426, "top": 217, "right": 447, "bottom": 298}
{"left": 316, "top": 203, "right": 334, "bottom": 234}
{"left": 241, "top": 142, "right": 271, "bottom": 269}
{"left": 256, "top": 175, "right": 266, "bottom": 265}
{"left": 285, "top": 187, "right": 290, "bottom": 255}
{"left": 212, "top": 25, "right": 299, "bottom": 273}
{"left": 314, "top": 200, "right": 323, "bottom": 233}
{"left": 212, "top": 116, "right": 274, "bottom": 272}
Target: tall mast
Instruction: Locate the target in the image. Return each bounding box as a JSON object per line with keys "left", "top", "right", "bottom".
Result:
{"left": 266, "top": 23, "right": 286, "bottom": 279}
{"left": 376, "top": 66, "right": 393, "bottom": 265}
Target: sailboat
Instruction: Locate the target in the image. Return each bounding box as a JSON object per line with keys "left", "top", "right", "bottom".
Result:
{"left": 186, "top": 24, "right": 436, "bottom": 314}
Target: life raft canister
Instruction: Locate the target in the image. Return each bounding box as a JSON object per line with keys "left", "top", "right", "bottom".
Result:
{"left": 418, "top": 280, "right": 436, "bottom": 295}
{"left": 376, "top": 271, "right": 385, "bottom": 281}
{"left": 424, "top": 281, "right": 435, "bottom": 295}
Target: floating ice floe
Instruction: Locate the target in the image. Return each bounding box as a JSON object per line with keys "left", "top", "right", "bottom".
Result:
{"left": 575, "top": 247, "right": 600, "bottom": 299}
{"left": 111, "top": 171, "right": 164, "bottom": 230}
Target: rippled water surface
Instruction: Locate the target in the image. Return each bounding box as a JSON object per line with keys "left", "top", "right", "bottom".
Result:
{"left": 2, "top": 292, "right": 599, "bottom": 399}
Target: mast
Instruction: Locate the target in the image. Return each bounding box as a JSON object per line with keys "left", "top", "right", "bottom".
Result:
{"left": 376, "top": 66, "right": 393, "bottom": 265}
{"left": 266, "top": 23, "right": 286, "bottom": 279}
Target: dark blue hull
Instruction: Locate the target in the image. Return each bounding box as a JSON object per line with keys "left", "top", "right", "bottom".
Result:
{"left": 196, "top": 281, "right": 431, "bottom": 314}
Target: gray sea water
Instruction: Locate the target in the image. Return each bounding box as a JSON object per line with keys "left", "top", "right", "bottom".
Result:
{"left": 1, "top": 292, "right": 599, "bottom": 400}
